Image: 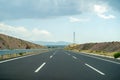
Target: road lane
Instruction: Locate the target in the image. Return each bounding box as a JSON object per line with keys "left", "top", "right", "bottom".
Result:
{"left": 0, "top": 50, "right": 119, "bottom": 80}
{"left": 36, "top": 50, "right": 105, "bottom": 80}
{"left": 0, "top": 51, "right": 55, "bottom": 80}
{"left": 67, "top": 51, "right": 120, "bottom": 80}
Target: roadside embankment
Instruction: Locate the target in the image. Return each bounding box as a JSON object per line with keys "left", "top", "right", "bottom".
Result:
{"left": 65, "top": 42, "right": 120, "bottom": 59}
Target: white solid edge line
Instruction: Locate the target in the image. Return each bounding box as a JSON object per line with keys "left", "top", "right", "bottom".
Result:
{"left": 72, "top": 56, "right": 77, "bottom": 59}
{"left": 85, "top": 63, "right": 105, "bottom": 75}
{"left": 0, "top": 54, "right": 37, "bottom": 64}
{"left": 35, "top": 62, "right": 46, "bottom": 73}
{"left": 80, "top": 53, "right": 120, "bottom": 65}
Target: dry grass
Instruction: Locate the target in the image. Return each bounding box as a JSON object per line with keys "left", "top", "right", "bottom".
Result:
{"left": 0, "top": 53, "right": 23, "bottom": 60}
{"left": 74, "top": 50, "right": 115, "bottom": 57}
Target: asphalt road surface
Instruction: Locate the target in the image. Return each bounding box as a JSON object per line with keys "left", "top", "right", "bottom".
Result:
{"left": 0, "top": 49, "right": 120, "bottom": 80}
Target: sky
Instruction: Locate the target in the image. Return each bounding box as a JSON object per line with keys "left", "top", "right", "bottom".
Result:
{"left": 0, "top": 0, "right": 120, "bottom": 43}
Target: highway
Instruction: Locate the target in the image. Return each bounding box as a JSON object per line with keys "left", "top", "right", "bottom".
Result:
{"left": 0, "top": 49, "right": 120, "bottom": 80}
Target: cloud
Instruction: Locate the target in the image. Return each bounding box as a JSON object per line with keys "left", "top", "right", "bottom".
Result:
{"left": 0, "top": 23, "right": 52, "bottom": 41}
{"left": 93, "top": 4, "right": 115, "bottom": 19}
{"left": 98, "top": 14, "right": 115, "bottom": 19}
{"left": 0, "top": 0, "right": 81, "bottom": 20}
{"left": 94, "top": 4, "right": 107, "bottom": 14}
{"left": 69, "top": 17, "right": 89, "bottom": 22}
{"left": 106, "top": 0, "right": 120, "bottom": 11}
{"left": 0, "top": 0, "right": 118, "bottom": 20}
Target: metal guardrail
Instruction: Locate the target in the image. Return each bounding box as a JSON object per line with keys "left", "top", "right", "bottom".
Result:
{"left": 0, "top": 49, "right": 49, "bottom": 55}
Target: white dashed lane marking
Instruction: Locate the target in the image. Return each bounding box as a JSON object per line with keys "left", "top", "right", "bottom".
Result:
{"left": 85, "top": 63, "right": 105, "bottom": 75}
{"left": 35, "top": 62, "right": 46, "bottom": 73}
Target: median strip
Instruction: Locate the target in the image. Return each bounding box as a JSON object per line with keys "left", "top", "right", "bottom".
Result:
{"left": 35, "top": 62, "right": 46, "bottom": 73}
{"left": 85, "top": 63, "right": 105, "bottom": 75}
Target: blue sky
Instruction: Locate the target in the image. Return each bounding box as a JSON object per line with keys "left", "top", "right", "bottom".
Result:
{"left": 0, "top": 0, "right": 120, "bottom": 43}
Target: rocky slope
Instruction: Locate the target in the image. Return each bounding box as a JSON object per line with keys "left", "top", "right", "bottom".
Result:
{"left": 0, "top": 34, "right": 45, "bottom": 49}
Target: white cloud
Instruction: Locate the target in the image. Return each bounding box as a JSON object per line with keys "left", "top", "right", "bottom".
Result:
{"left": 32, "top": 29, "right": 50, "bottom": 36}
{"left": 98, "top": 14, "right": 115, "bottom": 19}
{"left": 93, "top": 4, "right": 115, "bottom": 19}
{"left": 94, "top": 4, "right": 107, "bottom": 14}
{"left": 69, "top": 17, "right": 89, "bottom": 23}
{"left": 0, "top": 23, "right": 52, "bottom": 41}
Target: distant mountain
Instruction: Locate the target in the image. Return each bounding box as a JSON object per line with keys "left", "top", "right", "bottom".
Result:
{"left": 0, "top": 34, "right": 45, "bottom": 50}
{"left": 33, "top": 41, "right": 71, "bottom": 46}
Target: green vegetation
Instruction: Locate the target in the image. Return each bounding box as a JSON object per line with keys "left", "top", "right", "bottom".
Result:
{"left": 0, "top": 37, "right": 3, "bottom": 40}
{"left": 113, "top": 52, "right": 120, "bottom": 58}
{"left": 19, "top": 52, "right": 24, "bottom": 56}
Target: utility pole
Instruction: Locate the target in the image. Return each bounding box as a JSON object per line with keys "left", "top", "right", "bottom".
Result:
{"left": 73, "top": 32, "right": 75, "bottom": 44}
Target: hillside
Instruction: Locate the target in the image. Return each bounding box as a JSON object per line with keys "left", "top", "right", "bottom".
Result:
{"left": 0, "top": 34, "right": 45, "bottom": 49}
{"left": 66, "top": 42, "right": 120, "bottom": 53}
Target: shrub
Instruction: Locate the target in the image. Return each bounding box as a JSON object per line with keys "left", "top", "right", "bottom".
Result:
{"left": 113, "top": 52, "right": 120, "bottom": 58}
{"left": 19, "top": 52, "right": 24, "bottom": 56}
